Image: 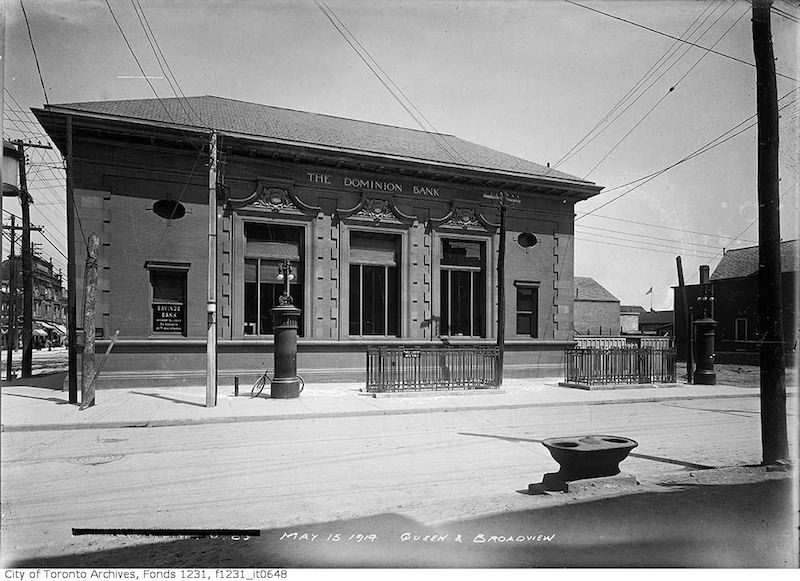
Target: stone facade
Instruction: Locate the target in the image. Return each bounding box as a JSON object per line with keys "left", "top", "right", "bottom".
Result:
{"left": 35, "top": 98, "right": 602, "bottom": 387}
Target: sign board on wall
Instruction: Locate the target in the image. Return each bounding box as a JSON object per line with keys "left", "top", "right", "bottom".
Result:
{"left": 153, "top": 303, "right": 185, "bottom": 334}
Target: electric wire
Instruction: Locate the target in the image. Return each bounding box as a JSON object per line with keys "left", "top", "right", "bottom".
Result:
{"left": 103, "top": 0, "right": 210, "bottom": 146}
{"left": 562, "top": 0, "right": 797, "bottom": 83}
{"left": 582, "top": 4, "right": 748, "bottom": 178}
{"left": 579, "top": 212, "right": 759, "bottom": 245}
{"left": 20, "top": 0, "right": 49, "bottom": 105}
{"left": 576, "top": 90, "right": 798, "bottom": 219}
{"left": 552, "top": 0, "right": 725, "bottom": 171}
{"left": 129, "top": 0, "right": 205, "bottom": 127}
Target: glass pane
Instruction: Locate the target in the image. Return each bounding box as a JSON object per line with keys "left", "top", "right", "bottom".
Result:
{"left": 152, "top": 271, "right": 184, "bottom": 303}
{"left": 349, "top": 265, "right": 361, "bottom": 335}
{"left": 451, "top": 270, "right": 471, "bottom": 336}
{"left": 387, "top": 266, "right": 398, "bottom": 336}
{"left": 517, "top": 287, "right": 533, "bottom": 312}
{"left": 440, "top": 271, "right": 449, "bottom": 336}
{"left": 442, "top": 239, "right": 483, "bottom": 267}
{"left": 244, "top": 282, "right": 257, "bottom": 335}
{"left": 473, "top": 271, "right": 484, "bottom": 337}
{"left": 362, "top": 266, "right": 386, "bottom": 335}
{"left": 259, "top": 283, "right": 278, "bottom": 335}
{"left": 517, "top": 313, "right": 531, "bottom": 335}
{"left": 245, "top": 223, "right": 302, "bottom": 244}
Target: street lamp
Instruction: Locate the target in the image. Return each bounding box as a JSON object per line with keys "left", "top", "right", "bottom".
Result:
{"left": 694, "top": 279, "right": 717, "bottom": 385}
{"left": 275, "top": 259, "right": 295, "bottom": 305}
{"left": 270, "top": 259, "right": 302, "bottom": 398}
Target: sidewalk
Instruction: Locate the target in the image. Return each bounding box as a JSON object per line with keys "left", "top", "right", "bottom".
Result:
{"left": 3, "top": 374, "right": 792, "bottom": 432}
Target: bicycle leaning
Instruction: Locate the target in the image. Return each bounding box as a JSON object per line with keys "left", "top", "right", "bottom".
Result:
{"left": 250, "top": 369, "right": 305, "bottom": 398}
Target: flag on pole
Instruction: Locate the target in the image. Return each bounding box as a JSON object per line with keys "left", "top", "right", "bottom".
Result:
{"left": 645, "top": 287, "right": 653, "bottom": 295}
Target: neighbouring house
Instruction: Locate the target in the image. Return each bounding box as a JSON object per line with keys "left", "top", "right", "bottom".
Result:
{"left": 673, "top": 240, "right": 798, "bottom": 364}
{"left": 573, "top": 277, "right": 620, "bottom": 336}
{"left": 620, "top": 305, "right": 647, "bottom": 334}
{"left": 34, "top": 96, "right": 602, "bottom": 388}
{"left": 640, "top": 309, "right": 674, "bottom": 336}
{"left": 1, "top": 254, "right": 68, "bottom": 349}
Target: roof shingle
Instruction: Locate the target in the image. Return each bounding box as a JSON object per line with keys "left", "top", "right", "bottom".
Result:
{"left": 575, "top": 277, "right": 619, "bottom": 302}
{"left": 710, "top": 239, "right": 798, "bottom": 280}
{"left": 44, "top": 96, "right": 595, "bottom": 186}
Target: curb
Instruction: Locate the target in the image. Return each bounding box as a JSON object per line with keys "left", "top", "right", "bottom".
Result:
{"left": 1, "top": 390, "right": 780, "bottom": 433}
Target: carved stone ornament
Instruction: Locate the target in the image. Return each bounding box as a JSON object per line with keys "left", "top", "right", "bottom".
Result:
{"left": 447, "top": 207, "right": 481, "bottom": 229}
{"left": 356, "top": 198, "right": 393, "bottom": 225}
{"left": 253, "top": 188, "right": 296, "bottom": 212}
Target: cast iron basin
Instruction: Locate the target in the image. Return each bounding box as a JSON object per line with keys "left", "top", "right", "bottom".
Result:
{"left": 542, "top": 435, "right": 638, "bottom": 481}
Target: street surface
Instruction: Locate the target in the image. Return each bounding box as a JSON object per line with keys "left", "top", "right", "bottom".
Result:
{"left": 1, "top": 396, "right": 797, "bottom": 567}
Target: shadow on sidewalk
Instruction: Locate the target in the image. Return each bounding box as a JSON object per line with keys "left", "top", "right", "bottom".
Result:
{"left": 1, "top": 371, "right": 67, "bottom": 390}
{"left": 8, "top": 478, "right": 795, "bottom": 568}
{"left": 130, "top": 391, "right": 207, "bottom": 408}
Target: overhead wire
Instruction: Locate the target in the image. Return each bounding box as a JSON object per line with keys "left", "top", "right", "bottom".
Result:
{"left": 129, "top": 0, "right": 205, "bottom": 128}
{"left": 684, "top": 185, "right": 798, "bottom": 283}
{"left": 576, "top": 89, "right": 798, "bottom": 219}
{"left": 578, "top": 212, "right": 759, "bottom": 245}
{"left": 20, "top": 0, "right": 49, "bottom": 105}
{"left": 582, "top": 3, "right": 748, "bottom": 178}
{"left": 562, "top": 0, "right": 797, "bottom": 82}
{"left": 552, "top": 0, "right": 724, "bottom": 171}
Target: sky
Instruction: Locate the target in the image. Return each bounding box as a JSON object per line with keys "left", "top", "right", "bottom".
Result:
{"left": 2, "top": 0, "right": 799, "bottom": 312}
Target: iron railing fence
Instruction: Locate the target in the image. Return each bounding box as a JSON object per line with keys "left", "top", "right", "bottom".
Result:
{"left": 565, "top": 346, "right": 677, "bottom": 386}
{"left": 366, "top": 345, "right": 500, "bottom": 392}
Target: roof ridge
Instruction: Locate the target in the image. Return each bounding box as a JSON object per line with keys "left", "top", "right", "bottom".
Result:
{"left": 200, "top": 95, "right": 462, "bottom": 139}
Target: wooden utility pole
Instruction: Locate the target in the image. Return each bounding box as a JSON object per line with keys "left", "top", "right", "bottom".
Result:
{"left": 676, "top": 256, "right": 693, "bottom": 383}
{"left": 483, "top": 191, "right": 519, "bottom": 386}
{"left": 18, "top": 142, "right": 33, "bottom": 378}
{"left": 206, "top": 131, "right": 217, "bottom": 407}
{"left": 66, "top": 116, "right": 78, "bottom": 404}
{"left": 79, "top": 233, "right": 99, "bottom": 410}
{"left": 5, "top": 215, "right": 16, "bottom": 379}
{"left": 497, "top": 202, "right": 507, "bottom": 386}
{"left": 752, "top": 0, "right": 789, "bottom": 464}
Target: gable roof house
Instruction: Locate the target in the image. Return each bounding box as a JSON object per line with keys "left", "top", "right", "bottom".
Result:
{"left": 673, "top": 240, "right": 798, "bottom": 364}
{"left": 33, "top": 96, "right": 602, "bottom": 389}
{"left": 573, "top": 277, "right": 620, "bottom": 336}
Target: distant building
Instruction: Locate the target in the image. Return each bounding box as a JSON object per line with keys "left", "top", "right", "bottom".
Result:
{"left": 620, "top": 305, "right": 647, "bottom": 334}
{"left": 673, "top": 240, "right": 798, "bottom": 364}
{"left": 1, "top": 254, "right": 67, "bottom": 348}
{"left": 640, "top": 310, "right": 673, "bottom": 336}
{"left": 573, "top": 277, "right": 620, "bottom": 335}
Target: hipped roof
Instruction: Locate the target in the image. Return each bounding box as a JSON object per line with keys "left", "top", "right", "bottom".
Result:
{"left": 34, "top": 95, "right": 601, "bottom": 193}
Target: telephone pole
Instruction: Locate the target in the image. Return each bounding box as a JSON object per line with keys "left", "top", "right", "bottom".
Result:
{"left": 5, "top": 215, "right": 16, "bottom": 379}
{"left": 483, "top": 190, "right": 520, "bottom": 386}
{"left": 206, "top": 131, "right": 218, "bottom": 407}
{"left": 3, "top": 214, "right": 42, "bottom": 378}
{"left": 752, "top": 0, "right": 789, "bottom": 465}
{"left": 13, "top": 140, "right": 51, "bottom": 377}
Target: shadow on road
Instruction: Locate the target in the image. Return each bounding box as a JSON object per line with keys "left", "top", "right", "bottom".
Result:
{"left": 459, "top": 431, "right": 714, "bottom": 470}
{"left": 9, "top": 478, "right": 796, "bottom": 568}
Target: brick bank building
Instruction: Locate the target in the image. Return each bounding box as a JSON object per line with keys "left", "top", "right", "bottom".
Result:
{"left": 34, "top": 96, "right": 602, "bottom": 388}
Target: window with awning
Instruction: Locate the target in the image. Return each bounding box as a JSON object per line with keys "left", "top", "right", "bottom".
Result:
{"left": 349, "top": 231, "right": 400, "bottom": 337}
{"left": 243, "top": 223, "right": 304, "bottom": 336}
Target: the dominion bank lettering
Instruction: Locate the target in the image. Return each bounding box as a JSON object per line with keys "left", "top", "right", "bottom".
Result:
{"left": 306, "top": 172, "right": 440, "bottom": 196}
